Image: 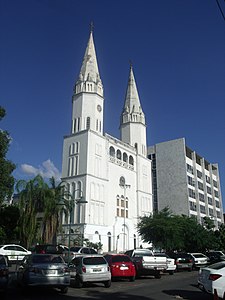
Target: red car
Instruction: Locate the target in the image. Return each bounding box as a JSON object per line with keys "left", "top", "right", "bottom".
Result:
{"left": 104, "top": 254, "right": 136, "bottom": 281}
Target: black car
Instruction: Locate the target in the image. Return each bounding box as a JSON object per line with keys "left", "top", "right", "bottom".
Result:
{"left": 205, "top": 251, "right": 225, "bottom": 264}
{"left": 167, "top": 252, "right": 193, "bottom": 271}
{"left": 0, "top": 255, "right": 9, "bottom": 292}
{"left": 33, "top": 244, "right": 68, "bottom": 255}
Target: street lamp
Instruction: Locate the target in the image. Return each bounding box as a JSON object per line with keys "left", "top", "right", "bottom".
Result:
{"left": 67, "top": 189, "right": 88, "bottom": 263}
{"left": 119, "top": 176, "right": 130, "bottom": 252}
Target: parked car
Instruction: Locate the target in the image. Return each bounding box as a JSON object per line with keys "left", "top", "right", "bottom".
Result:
{"left": 17, "top": 254, "right": 70, "bottom": 293}
{"left": 33, "top": 244, "right": 68, "bottom": 255}
{"left": 198, "top": 261, "right": 225, "bottom": 299}
{"left": 125, "top": 249, "right": 167, "bottom": 279}
{"left": 189, "top": 253, "right": 209, "bottom": 269}
{"left": 154, "top": 253, "right": 176, "bottom": 275}
{"left": 0, "top": 244, "right": 31, "bottom": 263}
{"left": 69, "top": 255, "right": 111, "bottom": 288}
{"left": 64, "top": 246, "right": 98, "bottom": 263}
{"left": 205, "top": 251, "right": 225, "bottom": 264}
{"left": 104, "top": 254, "right": 136, "bottom": 281}
{"left": 0, "top": 255, "right": 9, "bottom": 291}
{"left": 168, "top": 252, "right": 193, "bottom": 272}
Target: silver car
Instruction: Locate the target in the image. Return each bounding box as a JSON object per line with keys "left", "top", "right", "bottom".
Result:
{"left": 17, "top": 254, "right": 70, "bottom": 293}
{"left": 70, "top": 255, "right": 111, "bottom": 288}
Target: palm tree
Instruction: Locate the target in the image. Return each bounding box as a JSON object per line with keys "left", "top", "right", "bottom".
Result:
{"left": 41, "top": 177, "right": 70, "bottom": 244}
{"left": 16, "top": 175, "right": 71, "bottom": 247}
{"left": 15, "top": 175, "right": 48, "bottom": 248}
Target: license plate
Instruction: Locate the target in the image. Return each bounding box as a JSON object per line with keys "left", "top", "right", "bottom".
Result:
{"left": 120, "top": 266, "right": 128, "bottom": 270}
{"left": 93, "top": 268, "right": 101, "bottom": 272}
{"left": 44, "top": 270, "right": 56, "bottom": 275}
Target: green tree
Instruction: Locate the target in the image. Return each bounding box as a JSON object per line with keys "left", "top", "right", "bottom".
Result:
{"left": 15, "top": 175, "right": 70, "bottom": 248}
{"left": 0, "top": 106, "right": 15, "bottom": 205}
{"left": 41, "top": 177, "right": 70, "bottom": 244}
{"left": 15, "top": 175, "right": 47, "bottom": 248}
{"left": 0, "top": 205, "right": 20, "bottom": 243}
{"left": 137, "top": 207, "right": 219, "bottom": 252}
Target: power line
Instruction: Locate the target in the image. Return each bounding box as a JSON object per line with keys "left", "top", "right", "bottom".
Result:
{"left": 216, "top": 0, "right": 225, "bottom": 21}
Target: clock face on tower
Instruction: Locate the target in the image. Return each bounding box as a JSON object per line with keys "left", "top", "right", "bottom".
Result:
{"left": 97, "top": 104, "right": 102, "bottom": 112}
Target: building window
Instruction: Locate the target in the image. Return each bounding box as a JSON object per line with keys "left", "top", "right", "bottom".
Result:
{"left": 129, "top": 156, "right": 134, "bottom": 166}
{"left": 205, "top": 175, "right": 210, "bottom": 184}
{"left": 216, "top": 211, "right": 221, "bottom": 219}
{"left": 198, "top": 181, "right": 204, "bottom": 191}
{"left": 197, "top": 170, "right": 202, "bottom": 179}
{"left": 116, "top": 150, "right": 121, "bottom": 160}
{"left": 187, "top": 164, "right": 194, "bottom": 174}
{"left": 123, "top": 152, "right": 128, "bottom": 162}
{"left": 207, "top": 186, "right": 212, "bottom": 195}
{"left": 208, "top": 196, "right": 213, "bottom": 205}
{"left": 215, "top": 200, "right": 220, "bottom": 208}
{"left": 189, "top": 201, "right": 196, "bottom": 211}
{"left": 213, "top": 180, "right": 218, "bottom": 188}
{"left": 188, "top": 188, "right": 196, "bottom": 199}
{"left": 200, "top": 205, "right": 206, "bottom": 214}
{"left": 188, "top": 176, "right": 195, "bottom": 187}
{"left": 116, "top": 195, "right": 128, "bottom": 218}
{"left": 107, "top": 232, "right": 111, "bottom": 252}
{"left": 199, "top": 193, "right": 205, "bottom": 202}
{"left": 109, "top": 146, "right": 115, "bottom": 157}
{"left": 209, "top": 208, "right": 214, "bottom": 217}
{"left": 86, "top": 117, "right": 90, "bottom": 129}
{"left": 214, "top": 190, "right": 219, "bottom": 198}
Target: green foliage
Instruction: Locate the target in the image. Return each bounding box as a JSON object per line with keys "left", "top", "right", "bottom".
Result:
{"left": 0, "top": 106, "right": 15, "bottom": 204}
{"left": 0, "top": 205, "right": 20, "bottom": 244}
{"left": 15, "top": 175, "right": 70, "bottom": 248}
{"left": 137, "top": 207, "right": 220, "bottom": 252}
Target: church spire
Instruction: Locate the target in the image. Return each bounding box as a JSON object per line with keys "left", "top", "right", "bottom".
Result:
{"left": 74, "top": 26, "right": 103, "bottom": 97}
{"left": 121, "top": 64, "right": 145, "bottom": 126}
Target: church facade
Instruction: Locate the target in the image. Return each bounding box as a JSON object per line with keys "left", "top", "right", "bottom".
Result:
{"left": 60, "top": 29, "right": 152, "bottom": 253}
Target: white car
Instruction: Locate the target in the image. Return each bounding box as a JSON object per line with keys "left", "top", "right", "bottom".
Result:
{"left": 189, "top": 253, "right": 209, "bottom": 269}
{"left": 154, "top": 253, "right": 176, "bottom": 275}
{"left": 198, "top": 261, "right": 225, "bottom": 299}
{"left": 0, "top": 244, "right": 31, "bottom": 262}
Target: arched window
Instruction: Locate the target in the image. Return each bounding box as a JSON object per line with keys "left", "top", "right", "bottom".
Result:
{"left": 123, "top": 152, "right": 128, "bottom": 162}
{"left": 134, "top": 143, "right": 138, "bottom": 150}
{"left": 107, "top": 232, "right": 112, "bottom": 252}
{"left": 86, "top": 117, "right": 90, "bottom": 129}
{"left": 109, "top": 146, "right": 115, "bottom": 157}
{"left": 129, "top": 155, "right": 134, "bottom": 165}
{"left": 116, "top": 150, "right": 121, "bottom": 160}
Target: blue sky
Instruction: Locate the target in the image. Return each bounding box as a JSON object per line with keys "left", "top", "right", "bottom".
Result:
{"left": 1, "top": 0, "right": 225, "bottom": 207}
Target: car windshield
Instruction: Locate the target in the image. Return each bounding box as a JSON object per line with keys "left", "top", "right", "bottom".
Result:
{"left": 192, "top": 254, "right": 206, "bottom": 258}
{"left": 70, "top": 247, "right": 81, "bottom": 252}
{"left": 83, "top": 257, "right": 106, "bottom": 265}
{"left": 208, "top": 262, "right": 225, "bottom": 270}
{"left": 133, "top": 251, "right": 153, "bottom": 257}
{"left": 31, "top": 255, "right": 63, "bottom": 264}
{"left": 154, "top": 253, "right": 167, "bottom": 258}
{"left": 112, "top": 256, "right": 131, "bottom": 263}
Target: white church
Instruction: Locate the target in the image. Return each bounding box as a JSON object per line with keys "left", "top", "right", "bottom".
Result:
{"left": 60, "top": 28, "right": 153, "bottom": 253}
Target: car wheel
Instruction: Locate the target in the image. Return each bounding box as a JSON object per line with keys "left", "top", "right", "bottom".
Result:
{"left": 129, "top": 276, "right": 135, "bottom": 282}
{"left": 104, "top": 280, "right": 111, "bottom": 288}
{"left": 169, "top": 271, "right": 174, "bottom": 275}
{"left": 60, "top": 286, "right": 68, "bottom": 294}
{"left": 75, "top": 276, "right": 83, "bottom": 288}
{"left": 188, "top": 268, "right": 192, "bottom": 272}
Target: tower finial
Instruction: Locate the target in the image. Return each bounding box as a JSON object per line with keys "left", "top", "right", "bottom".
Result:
{"left": 129, "top": 60, "right": 133, "bottom": 69}
{"left": 90, "top": 21, "right": 94, "bottom": 33}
